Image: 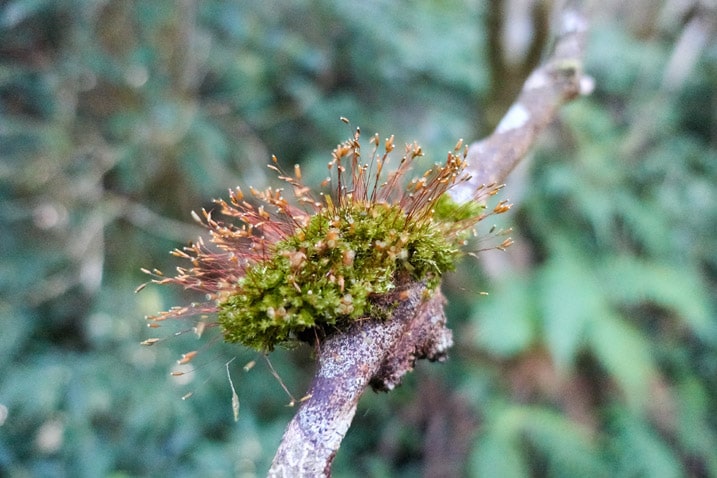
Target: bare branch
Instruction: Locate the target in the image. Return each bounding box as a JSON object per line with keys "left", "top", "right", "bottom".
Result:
{"left": 451, "top": 9, "right": 590, "bottom": 202}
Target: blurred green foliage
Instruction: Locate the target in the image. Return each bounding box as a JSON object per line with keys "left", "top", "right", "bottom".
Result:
{"left": 1, "top": 1, "right": 716, "bottom": 477}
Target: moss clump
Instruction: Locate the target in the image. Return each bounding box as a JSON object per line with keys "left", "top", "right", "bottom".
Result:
{"left": 146, "top": 129, "right": 511, "bottom": 354}
{"left": 218, "top": 201, "right": 461, "bottom": 351}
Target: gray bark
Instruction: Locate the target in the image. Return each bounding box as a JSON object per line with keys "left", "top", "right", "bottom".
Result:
{"left": 268, "top": 8, "right": 590, "bottom": 477}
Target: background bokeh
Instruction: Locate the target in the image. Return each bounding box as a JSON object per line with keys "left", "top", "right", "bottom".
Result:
{"left": 2, "top": 1, "right": 716, "bottom": 476}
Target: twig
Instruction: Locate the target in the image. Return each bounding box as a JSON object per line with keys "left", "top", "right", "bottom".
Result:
{"left": 269, "top": 282, "right": 448, "bottom": 477}
{"left": 450, "top": 8, "right": 590, "bottom": 202}
{"left": 268, "top": 8, "right": 590, "bottom": 477}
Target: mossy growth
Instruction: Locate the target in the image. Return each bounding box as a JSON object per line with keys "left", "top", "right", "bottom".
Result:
{"left": 219, "top": 198, "right": 466, "bottom": 351}
{"left": 144, "top": 128, "right": 510, "bottom": 354}
{"left": 433, "top": 193, "right": 485, "bottom": 223}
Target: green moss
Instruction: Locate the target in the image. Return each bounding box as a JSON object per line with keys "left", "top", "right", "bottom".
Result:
{"left": 218, "top": 201, "right": 464, "bottom": 351}
{"left": 433, "top": 193, "right": 485, "bottom": 222}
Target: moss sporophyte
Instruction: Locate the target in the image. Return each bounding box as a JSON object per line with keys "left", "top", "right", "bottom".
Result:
{"left": 140, "top": 125, "right": 512, "bottom": 353}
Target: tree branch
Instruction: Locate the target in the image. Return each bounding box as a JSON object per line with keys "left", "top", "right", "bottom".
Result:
{"left": 450, "top": 8, "right": 590, "bottom": 202}
{"left": 269, "top": 282, "right": 448, "bottom": 477}
{"left": 268, "top": 8, "right": 590, "bottom": 477}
